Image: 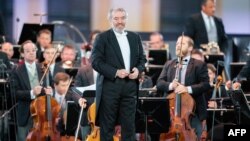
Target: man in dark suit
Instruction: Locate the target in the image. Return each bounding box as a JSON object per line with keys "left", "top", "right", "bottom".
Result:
{"left": 156, "top": 36, "right": 210, "bottom": 141}
{"left": 0, "top": 52, "right": 10, "bottom": 70}
{"left": 184, "top": 0, "right": 228, "bottom": 53}
{"left": 36, "top": 29, "right": 52, "bottom": 63}
{"left": 12, "top": 40, "right": 53, "bottom": 141}
{"left": 91, "top": 8, "right": 146, "bottom": 141}
{"left": 43, "top": 46, "right": 64, "bottom": 77}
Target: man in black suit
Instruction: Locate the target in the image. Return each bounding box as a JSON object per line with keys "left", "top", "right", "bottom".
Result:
{"left": 0, "top": 52, "right": 10, "bottom": 70}
{"left": 184, "top": 0, "right": 228, "bottom": 53}
{"left": 156, "top": 36, "right": 210, "bottom": 140}
{"left": 12, "top": 40, "right": 53, "bottom": 141}
{"left": 91, "top": 8, "right": 146, "bottom": 141}
{"left": 36, "top": 29, "right": 52, "bottom": 63}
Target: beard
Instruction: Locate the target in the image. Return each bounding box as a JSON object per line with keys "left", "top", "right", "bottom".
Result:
{"left": 112, "top": 23, "right": 125, "bottom": 34}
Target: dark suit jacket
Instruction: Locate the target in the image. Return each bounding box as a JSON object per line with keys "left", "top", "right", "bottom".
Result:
{"left": 184, "top": 13, "right": 228, "bottom": 52}
{"left": 91, "top": 29, "right": 146, "bottom": 124}
{"left": 0, "top": 52, "right": 11, "bottom": 70}
{"left": 156, "top": 58, "right": 210, "bottom": 120}
{"left": 74, "top": 65, "right": 94, "bottom": 87}
{"left": 12, "top": 63, "right": 52, "bottom": 126}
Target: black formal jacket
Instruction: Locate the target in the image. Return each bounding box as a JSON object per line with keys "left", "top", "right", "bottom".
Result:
{"left": 156, "top": 58, "right": 210, "bottom": 121}
{"left": 91, "top": 29, "right": 146, "bottom": 124}
{"left": 0, "top": 52, "right": 11, "bottom": 69}
{"left": 184, "top": 13, "right": 228, "bottom": 52}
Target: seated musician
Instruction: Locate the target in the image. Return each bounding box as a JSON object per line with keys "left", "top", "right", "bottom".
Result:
{"left": 12, "top": 40, "right": 53, "bottom": 141}
{"left": 206, "top": 63, "right": 231, "bottom": 109}
{"left": 42, "top": 45, "right": 64, "bottom": 77}
{"left": 157, "top": 36, "right": 210, "bottom": 141}
{"left": 59, "top": 45, "right": 80, "bottom": 68}
{"left": 53, "top": 72, "right": 87, "bottom": 139}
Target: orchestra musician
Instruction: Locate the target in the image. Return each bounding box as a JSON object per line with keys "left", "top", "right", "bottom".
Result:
{"left": 184, "top": 0, "right": 228, "bottom": 53}
{"left": 42, "top": 45, "right": 64, "bottom": 77}
{"left": 156, "top": 35, "right": 210, "bottom": 140}
{"left": 53, "top": 72, "right": 87, "bottom": 139}
{"left": 12, "top": 40, "right": 53, "bottom": 141}
{"left": 91, "top": 7, "right": 146, "bottom": 141}
{"left": 36, "top": 29, "right": 52, "bottom": 63}
{"left": 60, "top": 45, "right": 79, "bottom": 68}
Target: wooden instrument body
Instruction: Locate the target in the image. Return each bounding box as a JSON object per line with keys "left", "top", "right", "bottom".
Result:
{"left": 27, "top": 95, "right": 61, "bottom": 141}
{"left": 160, "top": 92, "right": 197, "bottom": 141}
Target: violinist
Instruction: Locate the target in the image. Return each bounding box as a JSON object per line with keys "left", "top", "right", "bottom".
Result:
{"left": 12, "top": 40, "right": 53, "bottom": 141}
{"left": 81, "top": 30, "right": 101, "bottom": 65}
{"left": 53, "top": 72, "right": 87, "bottom": 138}
{"left": 156, "top": 36, "right": 210, "bottom": 140}
{"left": 43, "top": 46, "right": 64, "bottom": 77}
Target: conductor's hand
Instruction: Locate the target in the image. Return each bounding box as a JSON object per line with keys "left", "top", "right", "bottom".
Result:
{"left": 33, "top": 86, "right": 43, "bottom": 96}
{"left": 174, "top": 84, "right": 188, "bottom": 94}
{"left": 44, "top": 86, "right": 53, "bottom": 95}
{"left": 129, "top": 67, "right": 139, "bottom": 79}
{"left": 78, "top": 98, "right": 87, "bottom": 108}
{"left": 116, "top": 69, "right": 129, "bottom": 79}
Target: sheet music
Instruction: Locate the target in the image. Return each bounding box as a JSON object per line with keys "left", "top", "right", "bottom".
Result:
{"left": 75, "top": 84, "right": 96, "bottom": 93}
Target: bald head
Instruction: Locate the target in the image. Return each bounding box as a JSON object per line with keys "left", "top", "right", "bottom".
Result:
{"left": 1, "top": 42, "right": 14, "bottom": 59}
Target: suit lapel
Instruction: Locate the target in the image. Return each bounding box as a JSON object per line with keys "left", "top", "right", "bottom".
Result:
{"left": 199, "top": 14, "right": 209, "bottom": 43}
{"left": 185, "top": 59, "right": 194, "bottom": 85}
{"left": 20, "top": 64, "right": 31, "bottom": 90}
{"left": 109, "top": 30, "right": 125, "bottom": 67}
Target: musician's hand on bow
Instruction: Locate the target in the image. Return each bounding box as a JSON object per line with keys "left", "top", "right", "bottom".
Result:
{"left": 33, "top": 86, "right": 43, "bottom": 96}
{"left": 44, "top": 86, "right": 53, "bottom": 95}
{"left": 129, "top": 67, "right": 139, "bottom": 79}
{"left": 116, "top": 69, "right": 129, "bottom": 78}
{"left": 78, "top": 98, "right": 87, "bottom": 108}
{"left": 174, "top": 84, "right": 188, "bottom": 94}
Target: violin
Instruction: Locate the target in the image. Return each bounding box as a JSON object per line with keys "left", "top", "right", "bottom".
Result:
{"left": 160, "top": 34, "right": 197, "bottom": 141}
{"left": 86, "top": 102, "right": 120, "bottom": 141}
{"left": 26, "top": 48, "right": 61, "bottom": 141}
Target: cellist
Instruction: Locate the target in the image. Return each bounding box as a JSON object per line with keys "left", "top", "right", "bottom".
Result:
{"left": 156, "top": 36, "right": 210, "bottom": 140}
{"left": 12, "top": 40, "right": 54, "bottom": 141}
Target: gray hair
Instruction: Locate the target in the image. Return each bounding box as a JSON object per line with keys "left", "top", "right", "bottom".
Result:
{"left": 107, "top": 8, "right": 128, "bottom": 20}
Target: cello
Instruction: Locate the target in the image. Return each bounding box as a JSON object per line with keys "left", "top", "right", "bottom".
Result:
{"left": 160, "top": 34, "right": 197, "bottom": 141}
{"left": 26, "top": 49, "right": 61, "bottom": 141}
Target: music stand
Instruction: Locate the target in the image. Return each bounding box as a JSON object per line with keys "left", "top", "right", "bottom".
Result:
{"left": 18, "top": 23, "right": 54, "bottom": 45}
{"left": 135, "top": 97, "right": 170, "bottom": 141}
{"left": 64, "top": 68, "right": 78, "bottom": 78}
{"left": 228, "top": 90, "right": 250, "bottom": 125}
{"left": 64, "top": 90, "right": 96, "bottom": 136}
